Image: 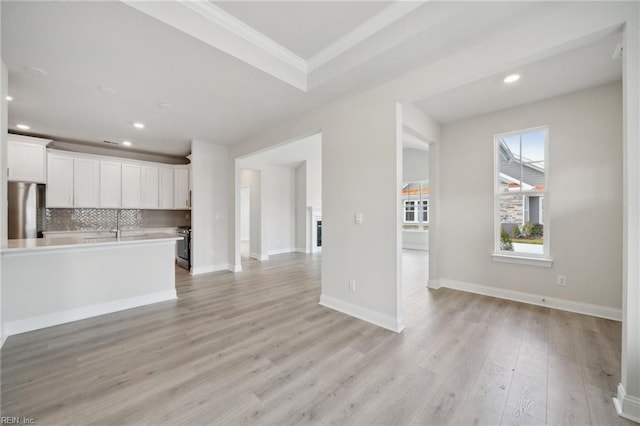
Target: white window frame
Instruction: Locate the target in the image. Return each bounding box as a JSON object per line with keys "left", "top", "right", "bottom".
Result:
{"left": 403, "top": 200, "right": 419, "bottom": 223}
{"left": 422, "top": 199, "right": 429, "bottom": 224}
{"left": 492, "top": 126, "right": 552, "bottom": 267}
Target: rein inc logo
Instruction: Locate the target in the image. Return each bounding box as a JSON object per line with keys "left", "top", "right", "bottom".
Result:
{"left": 1, "top": 418, "right": 35, "bottom": 424}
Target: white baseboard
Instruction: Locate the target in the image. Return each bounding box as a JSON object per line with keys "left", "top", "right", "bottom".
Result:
{"left": 614, "top": 383, "right": 640, "bottom": 423}
{"left": 427, "top": 279, "right": 441, "bottom": 289}
{"left": 319, "top": 294, "right": 404, "bottom": 333}
{"left": 402, "top": 244, "right": 429, "bottom": 251}
{"left": 438, "top": 278, "right": 622, "bottom": 321}
{"left": 250, "top": 252, "right": 269, "bottom": 261}
{"left": 295, "top": 247, "right": 309, "bottom": 254}
{"left": 4, "top": 290, "right": 177, "bottom": 337}
{"left": 191, "top": 263, "right": 229, "bottom": 275}
{"left": 229, "top": 263, "right": 242, "bottom": 272}
{"left": 268, "top": 248, "right": 296, "bottom": 256}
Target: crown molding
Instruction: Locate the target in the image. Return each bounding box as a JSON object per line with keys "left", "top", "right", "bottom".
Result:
{"left": 307, "top": 2, "right": 424, "bottom": 72}
{"left": 122, "top": 0, "right": 425, "bottom": 92}
{"left": 122, "top": 0, "right": 307, "bottom": 91}
{"left": 179, "top": 0, "right": 307, "bottom": 73}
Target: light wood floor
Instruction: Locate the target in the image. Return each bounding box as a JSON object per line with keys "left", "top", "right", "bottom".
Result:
{"left": 1, "top": 252, "right": 634, "bottom": 425}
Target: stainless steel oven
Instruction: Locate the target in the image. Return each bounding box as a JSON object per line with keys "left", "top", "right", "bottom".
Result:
{"left": 176, "top": 226, "right": 191, "bottom": 270}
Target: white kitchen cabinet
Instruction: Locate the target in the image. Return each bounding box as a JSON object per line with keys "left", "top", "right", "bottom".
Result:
{"left": 73, "top": 157, "right": 100, "bottom": 208}
{"left": 46, "top": 152, "right": 74, "bottom": 207}
{"left": 121, "top": 163, "right": 142, "bottom": 208}
{"left": 8, "top": 135, "right": 51, "bottom": 183}
{"left": 174, "top": 166, "right": 190, "bottom": 209}
{"left": 100, "top": 160, "right": 122, "bottom": 208}
{"left": 158, "top": 167, "right": 174, "bottom": 209}
{"left": 141, "top": 166, "right": 159, "bottom": 209}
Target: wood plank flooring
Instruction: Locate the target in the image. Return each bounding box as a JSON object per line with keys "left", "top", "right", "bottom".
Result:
{"left": 1, "top": 252, "right": 634, "bottom": 425}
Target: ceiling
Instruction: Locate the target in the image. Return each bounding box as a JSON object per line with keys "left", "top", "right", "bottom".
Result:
{"left": 239, "top": 133, "right": 321, "bottom": 170}
{"left": 1, "top": 2, "right": 626, "bottom": 157}
{"left": 415, "top": 31, "right": 623, "bottom": 123}
{"left": 215, "top": 1, "right": 390, "bottom": 60}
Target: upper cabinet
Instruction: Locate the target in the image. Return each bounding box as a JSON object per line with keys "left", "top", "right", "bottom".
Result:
{"left": 158, "top": 167, "right": 174, "bottom": 209}
{"left": 46, "top": 152, "right": 74, "bottom": 207}
{"left": 141, "top": 166, "right": 159, "bottom": 209}
{"left": 121, "top": 163, "right": 142, "bottom": 209}
{"left": 73, "top": 157, "right": 100, "bottom": 208}
{"left": 174, "top": 166, "right": 190, "bottom": 209}
{"left": 45, "top": 149, "right": 190, "bottom": 210}
{"left": 100, "top": 160, "right": 122, "bottom": 208}
{"left": 8, "top": 134, "right": 52, "bottom": 183}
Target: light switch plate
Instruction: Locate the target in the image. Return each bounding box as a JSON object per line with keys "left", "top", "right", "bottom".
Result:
{"left": 355, "top": 213, "right": 363, "bottom": 224}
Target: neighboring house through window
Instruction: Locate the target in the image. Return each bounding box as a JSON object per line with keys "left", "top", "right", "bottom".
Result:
{"left": 402, "top": 181, "right": 429, "bottom": 230}
{"left": 495, "top": 127, "right": 548, "bottom": 260}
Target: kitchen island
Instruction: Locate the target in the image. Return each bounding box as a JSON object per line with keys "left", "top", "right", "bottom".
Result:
{"left": 1, "top": 232, "right": 181, "bottom": 338}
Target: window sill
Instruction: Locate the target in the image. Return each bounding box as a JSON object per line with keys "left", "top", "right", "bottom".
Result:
{"left": 491, "top": 253, "right": 553, "bottom": 268}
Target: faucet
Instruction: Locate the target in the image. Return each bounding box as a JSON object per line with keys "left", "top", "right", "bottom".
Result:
{"left": 112, "top": 209, "right": 122, "bottom": 239}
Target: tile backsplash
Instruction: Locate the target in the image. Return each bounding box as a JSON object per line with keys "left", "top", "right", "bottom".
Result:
{"left": 45, "top": 209, "right": 190, "bottom": 231}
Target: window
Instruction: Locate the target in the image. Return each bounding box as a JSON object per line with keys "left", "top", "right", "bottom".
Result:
{"left": 402, "top": 181, "right": 429, "bottom": 231}
{"left": 494, "top": 127, "right": 550, "bottom": 264}
{"left": 404, "top": 200, "right": 418, "bottom": 223}
{"left": 422, "top": 200, "right": 429, "bottom": 223}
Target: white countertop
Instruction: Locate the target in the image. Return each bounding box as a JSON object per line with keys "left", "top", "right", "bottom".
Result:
{"left": 2, "top": 232, "right": 181, "bottom": 254}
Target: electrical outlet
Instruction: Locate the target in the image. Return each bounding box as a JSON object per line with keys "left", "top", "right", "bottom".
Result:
{"left": 556, "top": 275, "right": 567, "bottom": 286}
{"left": 348, "top": 280, "right": 356, "bottom": 291}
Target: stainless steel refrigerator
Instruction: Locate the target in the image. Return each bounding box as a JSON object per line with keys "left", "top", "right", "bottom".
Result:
{"left": 8, "top": 182, "right": 46, "bottom": 239}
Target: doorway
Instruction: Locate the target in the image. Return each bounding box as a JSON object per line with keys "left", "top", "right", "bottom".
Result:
{"left": 240, "top": 186, "right": 251, "bottom": 259}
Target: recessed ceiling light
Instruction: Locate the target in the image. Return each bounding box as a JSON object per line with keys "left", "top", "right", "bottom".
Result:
{"left": 158, "top": 102, "right": 172, "bottom": 109}
{"left": 98, "top": 86, "right": 115, "bottom": 94}
{"left": 16, "top": 124, "right": 30, "bottom": 130}
{"left": 133, "top": 122, "right": 145, "bottom": 129}
{"left": 122, "top": 141, "right": 132, "bottom": 147}
{"left": 6, "top": 95, "right": 13, "bottom": 101}
{"left": 503, "top": 74, "right": 521, "bottom": 84}
{"left": 25, "top": 66, "right": 47, "bottom": 76}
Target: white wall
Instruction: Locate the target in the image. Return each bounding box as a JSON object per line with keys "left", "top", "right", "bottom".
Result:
{"left": 239, "top": 169, "right": 264, "bottom": 260}
{"left": 402, "top": 148, "right": 428, "bottom": 182}
{"left": 191, "top": 139, "right": 228, "bottom": 274}
{"left": 1, "top": 59, "right": 7, "bottom": 351}
{"left": 263, "top": 166, "right": 296, "bottom": 254}
{"left": 240, "top": 186, "right": 250, "bottom": 241}
{"left": 295, "top": 162, "right": 307, "bottom": 252}
{"left": 437, "top": 82, "right": 622, "bottom": 310}
{"left": 228, "top": 94, "right": 404, "bottom": 332}
{"left": 306, "top": 154, "right": 322, "bottom": 208}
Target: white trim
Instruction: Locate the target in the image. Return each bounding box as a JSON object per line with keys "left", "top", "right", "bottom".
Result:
{"left": 250, "top": 252, "right": 269, "bottom": 261}
{"left": 4, "top": 290, "right": 177, "bottom": 337}
{"left": 319, "top": 294, "right": 405, "bottom": 333}
{"left": 295, "top": 247, "right": 309, "bottom": 254}
{"left": 614, "top": 383, "right": 640, "bottom": 423}
{"left": 123, "top": 1, "right": 307, "bottom": 91}
{"left": 307, "top": 2, "right": 423, "bottom": 71}
{"left": 191, "top": 263, "right": 229, "bottom": 275}
{"left": 427, "top": 279, "right": 441, "bottom": 289}
{"left": 402, "top": 244, "right": 428, "bottom": 251}
{"left": 228, "top": 264, "right": 242, "bottom": 273}
{"left": 179, "top": 0, "right": 307, "bottom": 73}
{"left": 268, "top": 248, "right": 296, "bottom": 256}
{"left": 438, "top": 279, "right": 621, "bottom": 321}
{"left": 492, "top": 253, "right": 553, "bottom": 268}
